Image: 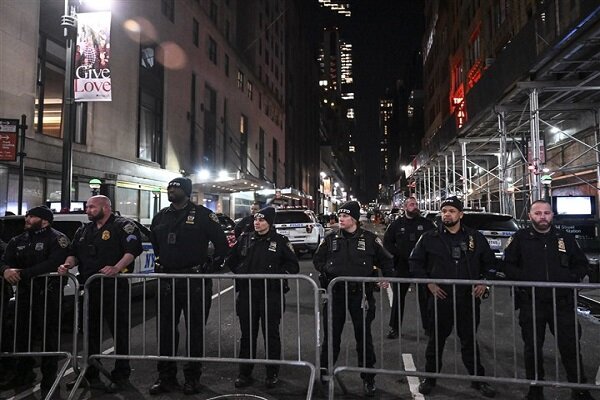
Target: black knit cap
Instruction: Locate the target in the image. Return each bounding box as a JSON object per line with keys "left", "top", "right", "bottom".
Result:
{"left": 26, "top": 206, "right": 54, "bottom": 223}
{"left": 254, "top": 206, "right": 276, "bottom": 226}
{"left": 338, "top": 201, "right": 361, "bottom": 221}
{"left": 168, "top": 177, "right": 192, "bottom": 197}
{"left": 440, "top": 196, "right": 463, "bottom": 212}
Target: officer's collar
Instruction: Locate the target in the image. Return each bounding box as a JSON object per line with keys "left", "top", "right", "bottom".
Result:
{"left": 167, "top": 200, "right": 192, "bottom": 212}
{"left": 28, "top": 226, "right": 50, "bottom": 235}
{"left": 528, "top": 225, "right": 554, "bottom": 236}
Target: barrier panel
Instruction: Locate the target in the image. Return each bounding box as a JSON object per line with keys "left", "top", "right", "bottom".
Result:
{"left": 68, "top": 273, "right": 321, "bottom": 400}
{"left": 324, "top": 276, "right": 600, "bottom": 399}
{"left": 0, "top": 273, "right": 79, "bottom": 400}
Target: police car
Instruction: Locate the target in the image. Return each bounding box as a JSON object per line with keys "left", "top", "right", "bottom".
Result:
{"left": 0, "top": 213, "right": 156, "bottom": 295}
{"left": 274, "top": 208, "right": 325, "bottom": 255}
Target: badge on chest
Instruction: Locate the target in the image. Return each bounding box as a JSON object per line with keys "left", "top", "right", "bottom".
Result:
{"left": 357, "top": 238, "right": 366, "bottom": 251}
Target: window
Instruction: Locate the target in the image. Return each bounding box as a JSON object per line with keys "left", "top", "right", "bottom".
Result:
{"left": 259, "top": 128, "right": 265, "bottom": 179}
{"left": 192, "top": 18, "right": 199, "bottom": 47}
{"left": 272, "top": 138, "right": 278, "bottom": 184}
{"left": 225, "top": 19, "right": 230, "bottom": 42}
{"left": 210, "top": 0, "right": 218, "bottom": 24}
{"left": 138, "top": 45, "right": 164, "bottom": 164}
{"left": 204, "top": 84, "right": 217, "bottom": 169}
{"left": 237, "top": 70, "right": 244, "bottom": 90}
{"left": 35, "top": 36, "right": 87, "bottom": 143}
{"left": 240, "top": 114, "right": 248, "bottom": 172}
{"left": 208, "top": 36, "right": 217, "bottom": 64}
{"left": 161, "top": 0, "right": 174, "bottom": 22}
{"left": 224, "top": 54, "right": 229, "bottom": 76}
{"left": 247, "top": 80, "right": 253, "bottom": 100}
{"left": 265, "top": 49, "right": 269, "bottom": 65}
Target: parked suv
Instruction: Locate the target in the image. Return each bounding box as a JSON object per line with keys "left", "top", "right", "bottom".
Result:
{"left": 274, "top": 208, "right": 325, "bottom": 255}
{"left": 420, "top": 210, "right": 520, "bottom": 258}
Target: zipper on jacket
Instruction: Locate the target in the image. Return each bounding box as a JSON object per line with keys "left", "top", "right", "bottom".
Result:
{"left": 544, "top": 241, "right": 549, "bottom": 281}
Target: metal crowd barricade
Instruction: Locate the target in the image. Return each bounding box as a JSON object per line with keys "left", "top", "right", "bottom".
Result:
{"left": 0, "top": 273, "right": 79, "bottom": 400}
{"left": 325, "top": 276, "right": 600, "bottom": 399}
{"left": 68, "top": 273, "right": 321, "bottom": 400}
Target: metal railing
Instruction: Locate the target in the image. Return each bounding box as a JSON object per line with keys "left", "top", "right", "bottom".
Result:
{"left": 324, "top": 276, "right": 600, "bottom": 399}
{"left": 0, "top": 273, "right": 79, "bottom": 400}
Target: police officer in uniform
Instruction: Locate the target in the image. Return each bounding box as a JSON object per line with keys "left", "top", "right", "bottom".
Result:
{"left": 383, "top": 196, "right": 434, "bottom": 339}
{"left": 149, "top": 177, "right": 228, "bottom": 395}
{"left": 503, "top": 200, "right": 595, "bottom": 400}
{"left": 225, "top": 207, "right": 299, "bottom": 389}
{"left": 410, "top": 197, "right": 496, "bottom": 397}
{"left": 0, "top": 206, "right": 69, "bottom": 397}
{"left": 58, "top": 196, "right": 143, "bottom": 392}
{"left": 314, "top": 201, "right": 394, "bottom": 397}
{"left": 234, "top": 202, "right": 261, "bottom": 238}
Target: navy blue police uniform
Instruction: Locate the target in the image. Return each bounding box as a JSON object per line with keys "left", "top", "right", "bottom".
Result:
{"left": 0, "top": 226, "right": 69, "bottom": 392}
{"left": 313, "top": 226, "right": 394, "bottom": 387}
{"left": 383, "top": 214, "right": 434, "bottom": 335}
{"left": 410, "top": 224, "right": 496, "bottom": 382}
{"left": 503, "top": 226, "right": 593, "bottom": 400}
{"left": 71, "top": 214, "right": 143, "bottom": 382}
{"left": 150, "top": 201, "right": 228, "bottom": 386}
{"left": 225, "top": 222, "right": 299, "bottom": 384}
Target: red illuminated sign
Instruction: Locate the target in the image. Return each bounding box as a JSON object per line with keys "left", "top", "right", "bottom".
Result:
{"left": 0, "top": 118, "right": 18, "bottom": 161}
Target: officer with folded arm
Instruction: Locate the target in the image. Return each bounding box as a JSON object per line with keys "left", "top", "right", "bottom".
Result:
{"left": 503, "top": 200, "right": 595, "bottom": 400}
{"left": 149, "top": 177, "right": 228, "bottom": 395}
{"left": 225, "top": 206, "right": 299, "bottom": 389}
{"left": 0, "top": 206, "right": 69, "bottom": 397}
{"left": 314, "top": 200, "right": 394, "bottom": 397}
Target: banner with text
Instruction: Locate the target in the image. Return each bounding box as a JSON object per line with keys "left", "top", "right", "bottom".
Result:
{"left": 75, "top": 11, "right": 112, "bottom": 102}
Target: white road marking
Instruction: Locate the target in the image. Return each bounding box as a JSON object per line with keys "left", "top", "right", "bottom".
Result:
{"left": 595, "top": 364, "right": 600, "bottom": 385}
{"left": 402, "top": 353, "right": 425, "bottom": 399}
{"left": 7, "top": 284, "right": 236, "bottom": 399}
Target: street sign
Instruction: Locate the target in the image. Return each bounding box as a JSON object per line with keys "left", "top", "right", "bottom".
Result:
{"left": 0, "top": 118, "right": 19, "bottom": 161}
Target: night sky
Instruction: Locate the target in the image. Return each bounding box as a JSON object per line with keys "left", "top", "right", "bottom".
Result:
{"left": 346, "top": 0, "right": 425, "bottom": 201}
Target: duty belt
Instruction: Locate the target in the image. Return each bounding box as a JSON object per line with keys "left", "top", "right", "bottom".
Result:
{"left": 154, "top": 263, "right": 203, "bottom": 274}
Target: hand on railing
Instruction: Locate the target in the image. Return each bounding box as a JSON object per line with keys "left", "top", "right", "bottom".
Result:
{"left": 3, "top": 268, "right": 21, "bottom": 284}
{"left": 427, "top": 283, "right": 447, "bottom": 299}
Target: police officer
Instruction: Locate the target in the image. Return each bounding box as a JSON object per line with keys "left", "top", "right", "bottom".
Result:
{"left": 383, "top": 196, "right": 434, "bottom": 339}
{"left": 0, "top": 206, "right": 69, "bottom": 397}
{"left": 314, "top": 201, "right": 394, "bottom": 397}
{"left": 149, "top": 177, "right": 228, "bottom": 395}
{"left": 225, "top": 207, "right": 299, "bottom": 389}
{"left": 58, "top": 196, "right": 143, "bottom": 392}
{"left": 410, "top": 196, "right": 496, "bottom": 397}
{"left": 234, "top": 202, "right": 261, "bottom": 238}
{"left": 503, "top": 200, "right": 595, "bottom": 400}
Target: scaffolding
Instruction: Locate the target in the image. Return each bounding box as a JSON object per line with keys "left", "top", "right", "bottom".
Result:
{"left": 408, "top": 4, "right": 600, "bottom": 222}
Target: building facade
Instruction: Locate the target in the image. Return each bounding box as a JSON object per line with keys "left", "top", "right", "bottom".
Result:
{"left": 0, "top": 0, "right": 317, "bottom": 222}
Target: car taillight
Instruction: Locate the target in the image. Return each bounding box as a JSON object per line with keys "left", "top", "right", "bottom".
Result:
{"left": 306, "top": 224, "right": 313, "bottom": 233}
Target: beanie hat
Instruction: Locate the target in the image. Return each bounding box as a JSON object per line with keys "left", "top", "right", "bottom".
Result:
{"left": 254, "top": 206, "right": 276, "bottom": 226}
{"left": 440, "top": 196, "right": 463, "bottom": 212}
{"left": 338, "top": 201, "right": 361, "bottom": 221}
{"left": 168, "top": 177, "right": 192, "bottom": 197}
{"left": 26, "top": 206, "right": 54, "bottom": 223}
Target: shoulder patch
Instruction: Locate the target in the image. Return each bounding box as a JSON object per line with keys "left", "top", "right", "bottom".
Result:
{"left": 506, "top": 235, "right": 513, "bottom": 247}
{"left": 123, "top": 223, "right": 136, "bottom": 234}
{"left": 375, "top": 237, "right": 383, "bottom": 246}
{"left": 57, "top": 235, "right": 70, "bottom": 249}
{"left": 287, "top": 241, "right": 295, "bottom": 253}
{"left": 209, "top": 212, "right": 219, "bottom": 223}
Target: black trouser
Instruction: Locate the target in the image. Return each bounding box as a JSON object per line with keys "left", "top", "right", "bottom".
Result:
{"left": 0, "top": 281, "right": 15, "bottom": 374}
{"left": 425, "top": 289, "right": 485, "bottom": 377}
{"left": 519, "top": 296, "right": 586, "bottom": 383}
{"left": 321, "top": 284, "right": 376, "bottom": 383}
{"left": 237, "top": 284, "right": 283, "bottom": 378}
{"left": 14, "top": 278, "right": 61, "bottom": 389}
{"left": 86, "top": 277, "right": 131, "bottom": 381}
{"left": 157, "top": 276, "right": 212, "bottom": 381}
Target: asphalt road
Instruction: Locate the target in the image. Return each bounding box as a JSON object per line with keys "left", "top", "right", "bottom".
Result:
{"left": 4, "top": 221, "right": 600, "bottom": 400}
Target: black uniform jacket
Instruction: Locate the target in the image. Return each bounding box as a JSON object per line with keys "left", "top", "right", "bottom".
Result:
{"left": 502, "top": 226, "right": 588, "bottom": 297}
{"left": 410, "top": 224, "right": 496, "bottom": 282}
{"left": 150, "top": 202, "right": 228, "bottom": 271}
{"left": 313, "top": 227, "right": 394, "bottom": 278}
{"left": 71, "top": 214, "right": 143, "bottom": 281}
{"left": 383, "top": 215, "right": 434, "bottom": 276}
{"left": 225, "top": 229, "right": 299, "bottom": 291}
{"left": 234, "top": 215, "right": 255, "bottom": 238}
{"left": 0, "top": 227, "right": 70, "bottom": 282}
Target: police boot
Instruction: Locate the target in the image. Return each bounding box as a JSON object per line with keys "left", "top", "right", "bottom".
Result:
{"left": 572, "top": 390, "right": 596, "bottom": 400}
{"left": 386, "top": 328, "right": 399, "bottom": 339}
{"left": 523, "top": 387, "right": 545, "bottom": 400}
{"left": 363, "top": 379, "right": 376, "bottom": 397}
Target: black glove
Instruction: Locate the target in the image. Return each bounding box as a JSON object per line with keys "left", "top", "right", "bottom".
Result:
{"left": 202, "top": 256, "right": 224, "bottom": 273}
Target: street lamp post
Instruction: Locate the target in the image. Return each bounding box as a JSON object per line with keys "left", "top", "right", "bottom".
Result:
{"left": 60, "top": 0, "right": 78, "bottom": 211}
{"left": 89, "top": 178, "right": 102, "bottom": 196}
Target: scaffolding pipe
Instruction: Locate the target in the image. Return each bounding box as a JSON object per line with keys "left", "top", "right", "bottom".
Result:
{"left": 452, "top": 150, "right": 456, "bottom": 197}
{"left": 529, "top": 88, "right": 542, "bottom": 201}
{"left": 444, "top": 154, "right": 449, "bottom": 200}
{"left": 595, "top": 110, "right": 600, "bottom": 216}
{"left": 461, "top": 141, "right": 468, "bottom": 203}
{"left": 437, "top": 159, "right": 442, "bottom": 209}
